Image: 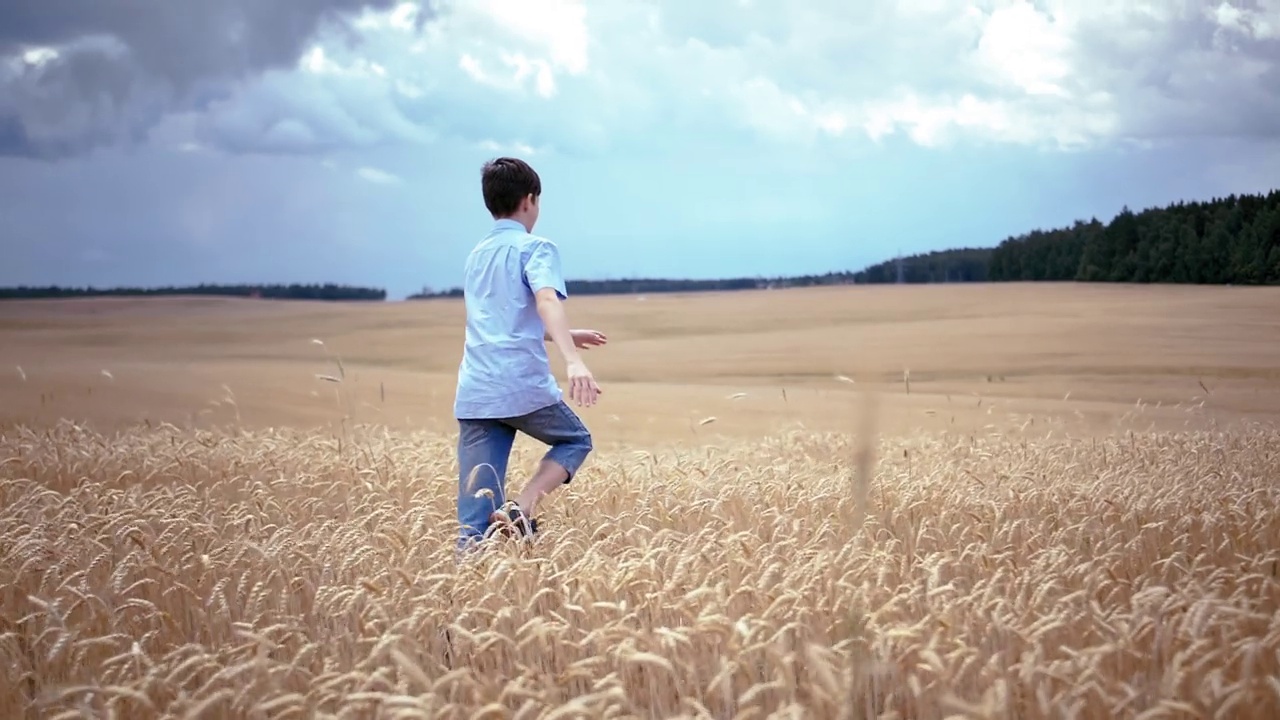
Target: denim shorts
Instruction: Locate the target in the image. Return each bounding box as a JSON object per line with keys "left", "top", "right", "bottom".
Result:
{"left": 455, "top": 400, "right": 593, "bottom": 543}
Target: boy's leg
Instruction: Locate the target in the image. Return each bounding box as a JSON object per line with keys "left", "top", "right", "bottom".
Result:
{"left": 506, "top": 400, "right": 594, "bottom": 517}
{"left": 456, "top": 418, "right": 517, "bottom": 549}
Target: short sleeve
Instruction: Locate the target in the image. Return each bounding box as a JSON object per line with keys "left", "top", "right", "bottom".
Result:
{"left": 523, "top": 238, "right": 568, "bottom": 299}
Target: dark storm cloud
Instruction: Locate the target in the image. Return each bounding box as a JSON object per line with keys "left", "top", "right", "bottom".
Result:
{"left": 1070, "top": 5, "right": 1280, "bottom": 142}
{"left": 0, "top": 0, "right": 429, "bottom": 159}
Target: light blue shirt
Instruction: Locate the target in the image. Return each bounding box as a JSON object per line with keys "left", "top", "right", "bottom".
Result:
{"left": 453, "top": 219, "right": 569, "bottom": 419}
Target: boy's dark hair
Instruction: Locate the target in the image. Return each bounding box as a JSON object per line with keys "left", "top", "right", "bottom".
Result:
{"left": 481, "top": 157, "right": 541, "bottom": 218}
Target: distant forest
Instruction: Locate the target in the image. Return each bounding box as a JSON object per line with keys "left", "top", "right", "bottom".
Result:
{"left": 4, "top": 189, "right": 1278, "bottom": 302}
{"left": 988, "top": 189, "right": 1280, "bottom": 284}
{"left": 0, "top": 283, "right": 386, "bottom": 301}
{"left": 408, "top": 188, "right": 1280, "bottom": 297}
{"left": 406, "top": 247, "right": 994, "bottom": 299}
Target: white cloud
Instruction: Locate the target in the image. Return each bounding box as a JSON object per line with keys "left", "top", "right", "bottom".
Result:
{"left": 1210, "top": 0, "right": 1279, "bottom": 39}
{"left": 468, "top": 0, "right": 589, "bottom": 75}
{"left": 20, "top": 46, "right": 59, "bottom": 67}
{"left": 158, "top": 0, "right": 1280, "bottom": 157}
{"left": 356, "top": 166, "right": 401, "bottom": 184}
{"left": 479, "top": 138, "right": 538, "bottom": 156}
{"left": 457, "top": 50, "right": 557, "bottom": 98}
{"left": 975, "top": 2, "right": 1073, "bottom": 98}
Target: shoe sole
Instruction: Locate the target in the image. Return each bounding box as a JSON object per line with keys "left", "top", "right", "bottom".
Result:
{"left": 488, "top": 509, "right": 536, "bottom": 539}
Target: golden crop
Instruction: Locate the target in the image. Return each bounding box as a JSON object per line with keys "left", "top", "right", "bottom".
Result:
{"left": 3, "top": 285, "right": 1278, "bottom": 717}
{"left": 3, "top": 411, "right": 1277, "bottom": 718}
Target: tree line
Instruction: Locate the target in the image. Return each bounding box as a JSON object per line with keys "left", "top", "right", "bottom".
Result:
{"left": 406, "top": 247, "right": 993, "bottom": 299}
{"left": 410, "top": 189, "right": 1280, "bottom": 298}
{"left": 0, "top": 283, "right": 387, "bottom": 301}
{"left": 6, "top": 188, "right": 1277, "bottom": 302}
{"left": 989, "top": 189, "right": 1280, "bottom": 284}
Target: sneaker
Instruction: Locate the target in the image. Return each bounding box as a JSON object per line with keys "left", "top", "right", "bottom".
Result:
{"left": 489, "top": 502, "right": 538, "bottom": 539}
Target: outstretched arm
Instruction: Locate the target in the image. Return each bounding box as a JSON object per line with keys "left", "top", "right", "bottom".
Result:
{"left": 545, "top": 328, "right": 608, "bottom": 348}
{"left": 535, "top": 288, "right": 602, "bottom": 406}
{"left": 523, "top": 238, "right": 603, "bottom": 405}
{"left": 536, "top": 287, "right": 581, "bottom": 364}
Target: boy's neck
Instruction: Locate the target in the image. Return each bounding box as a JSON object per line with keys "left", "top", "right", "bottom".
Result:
{"left": 494, "top": 214, "right": 534, "bottom": 232}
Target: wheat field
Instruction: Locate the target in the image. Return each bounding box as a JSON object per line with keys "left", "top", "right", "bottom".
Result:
{"left": 2, "top": 283, "right": 1280, "bottom": 718}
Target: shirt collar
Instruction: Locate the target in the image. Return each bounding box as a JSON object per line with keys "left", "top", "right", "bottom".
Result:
{"left": 492, "top": 218, "right": 526, "bottom": 232}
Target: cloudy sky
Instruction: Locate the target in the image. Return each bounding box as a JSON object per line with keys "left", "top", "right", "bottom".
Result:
{"left": 2, "top": 0, "right": 1278, "bottom": 299}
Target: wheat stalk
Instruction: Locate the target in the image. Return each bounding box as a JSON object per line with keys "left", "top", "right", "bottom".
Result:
{"left": 1, "top": 414, "right": 1277, "bottom": 718}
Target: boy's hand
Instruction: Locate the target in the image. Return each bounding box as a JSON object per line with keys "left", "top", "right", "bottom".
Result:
{"left": 571, "top": 329, "right": 608, "bottom": 350}
{"left": 566, "top": 358, "right": 602, "bottom": 407}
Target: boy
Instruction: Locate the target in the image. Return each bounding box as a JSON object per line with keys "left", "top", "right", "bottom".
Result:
{"left": 453, "top": 157, "right": 607, "bottom": 551}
